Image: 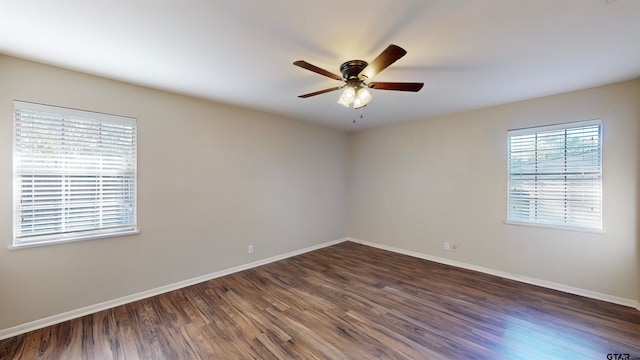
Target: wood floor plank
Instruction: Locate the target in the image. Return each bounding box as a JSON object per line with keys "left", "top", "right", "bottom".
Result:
{"left": 2, "top": 241, "right": 640, "bottom": 359}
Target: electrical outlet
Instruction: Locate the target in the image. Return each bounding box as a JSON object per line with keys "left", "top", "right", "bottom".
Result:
{"left": 452, "top": 243, "right": 458, "bottom": 252}
{"left": 444, "top": 242, "right": 450, "bottom": 251}
{"left": 248, "top": 245, "right": 254, "bottom": 254}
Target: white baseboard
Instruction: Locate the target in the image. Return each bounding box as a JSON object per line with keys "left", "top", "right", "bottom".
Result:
{"left": 347, "top": 237, "right": 640, "bottom": 310}
{"left": 0, "top": 237, "right": 348, "bottom": 341}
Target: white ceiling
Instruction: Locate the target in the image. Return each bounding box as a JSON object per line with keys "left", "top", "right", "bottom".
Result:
{"left": 1, "top": 0, "right": 639, "bottom": 132}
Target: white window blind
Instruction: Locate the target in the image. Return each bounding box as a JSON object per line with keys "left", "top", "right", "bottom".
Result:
{"left": 507, "top": 120, "right": 602, "bottom": 231}
{"left": 13, "top": 101, "right": 137, "bottom": 246}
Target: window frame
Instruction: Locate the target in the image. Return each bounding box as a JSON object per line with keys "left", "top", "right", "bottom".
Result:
{"left": 506, "top": 119, "right": 603, "bottom": 232}
{"left": 12, "top": 101, "right": 139, "bottom": 248}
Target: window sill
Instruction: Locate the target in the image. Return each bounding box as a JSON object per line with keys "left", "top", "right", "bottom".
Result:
{"left": 9, "top": 229, "right": 140, "bottom": 250}
{"left": 504, "top": 220, "right": 604, "bottom": 234}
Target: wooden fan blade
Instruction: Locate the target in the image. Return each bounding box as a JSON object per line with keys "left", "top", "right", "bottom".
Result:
{"left": 293, "top": 60, "right": 343, "bottom": 81}
{"left": 358, "top": 44, "right": 407, "bottom": 80}
{"left": 298, "top": 86, "right": 344, "bottom": 98}
{"left": 368, "top": 82, "right": 424, "bottom": 92}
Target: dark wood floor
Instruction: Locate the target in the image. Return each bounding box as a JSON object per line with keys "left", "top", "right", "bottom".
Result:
{"left": 2, "top": 241, "right": 640, "bottom": 359}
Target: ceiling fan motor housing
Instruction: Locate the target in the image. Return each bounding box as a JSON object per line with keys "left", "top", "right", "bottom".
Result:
{"left": 340, "top": 60, "right": 368, "bottom": 80}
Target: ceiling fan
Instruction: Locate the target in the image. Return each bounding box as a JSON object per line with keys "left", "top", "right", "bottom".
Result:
{"left": 293, "top": 44, "right": 424, "bottom": 109}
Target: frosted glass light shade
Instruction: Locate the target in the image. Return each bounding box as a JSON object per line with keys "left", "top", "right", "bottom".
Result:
{"left": 337, "top": 96, "right": 351, "bottom": 107}
{"left": 337, "top": 86, "right": 356, "bottom": 107}
{"left": 342, "top": 86, "right": 355, "bottom": 100}
{"left": 353, "top": 87, "right": 372, "bottom": 109}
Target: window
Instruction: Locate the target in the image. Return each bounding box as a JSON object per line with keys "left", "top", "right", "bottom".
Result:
{"left": 507, "top": 120, "right": 602, "bottom": 231}
{"left": 13, "top": 101, "right": 137, "bottom": 247}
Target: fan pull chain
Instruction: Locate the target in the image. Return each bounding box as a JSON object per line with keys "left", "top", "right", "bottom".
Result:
{"left": 353, "top": 108, "right": 364, "bottom": 124}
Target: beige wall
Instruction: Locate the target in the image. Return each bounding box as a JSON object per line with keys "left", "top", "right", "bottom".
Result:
{"left": 349, "top": 79, "right": 640, "bottom": 302}
{"left": 0, "top": 55, "right": 349, "bottom": 330}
